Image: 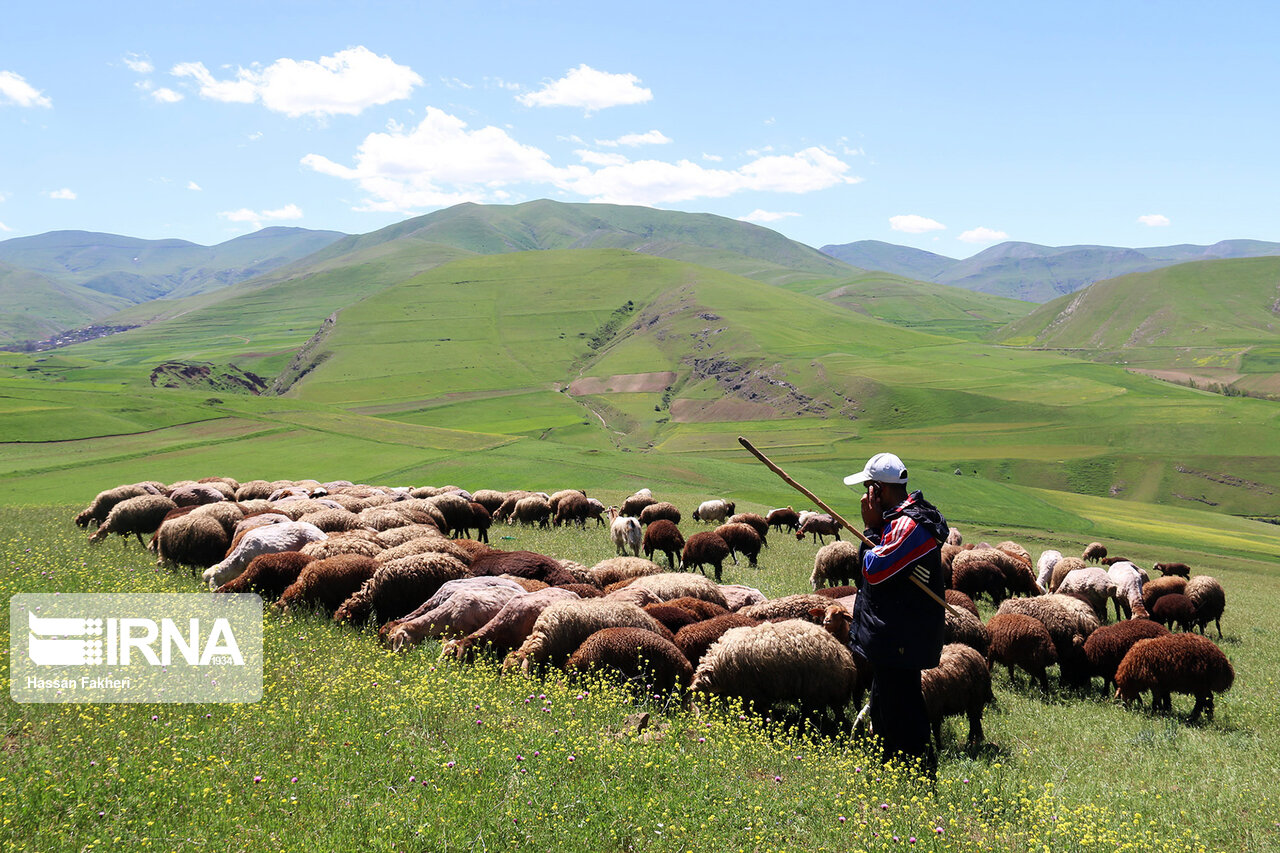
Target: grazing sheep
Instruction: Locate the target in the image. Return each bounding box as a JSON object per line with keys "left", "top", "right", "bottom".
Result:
{"left": 423, "top": 493, "right": 476, "bottom": 538}
{"left": 725, "top": 513, "right": 769, "bottom": 544}
{"left": 168, "top": 483, "right": 227, "bottom": 507}
{"left": 639, "top": 501, "right": 682, "bottom": 527}
{"left": 375, "top": 524, "right": 446, "bottom": 549}
{"left": 1185, "top": 576, "right": 1226, "bottom": 638}
{"left": 469, "top": 489, "right": 508, "bottom": 514}
{"left": 944, "top": 590, "right": 979, "bottom": 619}
{"left": 620, "top": 489, "right": 657, "bottom": 518}
{"left": 643, "top": 520, "right": 684, "bottom": 570}
{"left": 151, "top": 511, "right": 229, "bottom": 571}
{"left": 693, "top": 499, "right": 736, "bottom": 524}
{"left": 795, "top": 513, "right": 841, "bottom": 544}
{"left": 946, "top": 528, "right": 963, "bottom": 546}
{"left": 443, "top": 587, "right": 582, "bottom": 662}
{"left": 961, "top": 547, "right": 1041, "bottom": 597}
{"left": 717, "top": 584, "right": 768, "bottom": 612}
{"left": 1099, "top": 556, "right": 1136, "bottom": 566}
{"left": 235, "top": 480, "right": 276, "bottom": 501}
{"left": 1152, "top": 561, "right": 1192, "bottom": 578}
{"left": 356, "top": 506, "right": 411, "bottom": 531}
{"left": 921, "top": 643, "right": 993, "bottom": 748}
{"left": 609, "top": 513, "right": 643, "bottom": 558}
{"left": 674, "top": 613, "right": 762, "bottom": 668}
{"left": 584, "top": 498, "right": 608, "bottom": 527}
{"left": 1151, "top": 593, "right": 1197, "bottom": 632}
{"left": 1106, "top": 561, "right": 1149, "bottom": 620}
{"left": 561, "top": 583, "right": 604, "bottom": 599}
{"left": 504, "top": 577, "right": 549, "bottom": 593}
{"left": 810, "top": 541, "right": 860, "bottom": 590}
{"left": 469, "top": 550, "right": 577, "bottom": 587}
{"left": 552, "top": 492, "right": 591, "bottom": 529}
{"left": 681, "top": 532, "right": 731, "bottom": 581}
{"left": 1082, "top": 542, "right": 1108, "bottom": 563}
{"left": 556, "top": 559, "right": 594, "bottom": 586}
{"left": 944, "top": 606, "right": 992, "bottom": 657}
{"left": 375, "top": 535, "right": 468, "bottom": 566}
{"left": 766, "top": 507, "right": 799, "bottom": 534}
{"left": 739, "top": 594, "right": 833, "bottom": 623}
{"left": 603, "top": 586, "right": 662, "bottom": 609}
{"left": 1142, "top": 575, "right": 1189, "bottom": 612}
{"left": 629, "top": 573, "right": 729, "bottom": 608}
{"left": 1056, "top": 567, "right": 1119, "bottom": 622}
{"left": 565, "top": 627, "right": 693, "bottom": 693}
{"left": 714, "top": 522, "right": 763, "bottom": 568}
{"left": 815, "top": 585, "right": 859, "bottom": 600}
{"left": 202, "top": 521, "right": 327, "bottom": 589}
{"left": 643, "top": 603, "right": 702, "bottom": 634}
{"left": 300, "top": 533, "right": 383, "bottom": 561}
{"left": 384, "top": 577, "right": 527, "bottom": 650}
{"left": 995, "top": 541, "right": 1032, "bottom": 569}
{"left": 950, "top": 552, "right": 1008, "bottom": 605}
{"left": 664, "top": 596, "right": 729, "bottom": 621}
{"left": 691, "top": 620, "right": 861, "bottom": 723}
{"left": 1049, "top": 556, "right": 1089, "bottom": 593}
{"left": 996, "top": 594, "right": 1100, "bottom": 687}
{"left": 491, "top": 490, "right": 535, "bottom": 523}
{"left": 1115, "top": 633, "right": 1234, "bottom": 721}
{"left": 215, "top": 551, "right": 313, "bottom": 600}
{"left": 986, "top": 613, "right": 1057, "bottom": 690}
{"left": 460, "top": 502, "right": 492, "bottom": 543}
{"left": 513, "top": 599, "right": 670, "bottom": 671}
{"left": 1082, "top": 619, "right": 1170, "bottom": 694}
{"left": 589, "top": 556, "right": 664, "bottom": 588}
{"left": 513, "top": 495, "right": 552, "bottom": 528}
{"left": 277, "top": 554, "right": 379, "bottom": 614}
{"left": 88, "top": 494, "right": 180, "bottom": 546}
{"left": 334, "top": 551, "right": 471, "bottom": 626}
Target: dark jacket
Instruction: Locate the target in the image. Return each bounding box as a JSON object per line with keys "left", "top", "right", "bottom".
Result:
{"left": 850, "top": 490, "right": 949, "bottom": 670}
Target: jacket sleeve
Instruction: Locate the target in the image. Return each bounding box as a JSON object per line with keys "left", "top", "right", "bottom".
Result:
{"left": 861, "top": 515, "right": 937, "bottom": 585}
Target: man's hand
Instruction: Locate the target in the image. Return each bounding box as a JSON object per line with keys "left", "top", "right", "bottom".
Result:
{"left": 860, "top": 487, "right": 883, "bottom": 534}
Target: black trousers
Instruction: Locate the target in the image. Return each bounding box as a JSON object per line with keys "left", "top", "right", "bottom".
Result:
{"left": 868, "top": 665, "right": 932, "bottom": 768}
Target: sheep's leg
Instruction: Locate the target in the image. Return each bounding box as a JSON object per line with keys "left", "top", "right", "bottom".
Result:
{"left": 967, "top": 705, "right": 985, "bottom": 746}
{"left": 1215, "top": 618, "right": 1222, "bottom": 639}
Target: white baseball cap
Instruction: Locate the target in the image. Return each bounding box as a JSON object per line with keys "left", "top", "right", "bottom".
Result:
{"left": 843, "top": 452, "right": 908, "bottom": 486}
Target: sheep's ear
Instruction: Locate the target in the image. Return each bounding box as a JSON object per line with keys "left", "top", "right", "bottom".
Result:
{"left": 808, "top": 607, "right": 825, "bottom": 620}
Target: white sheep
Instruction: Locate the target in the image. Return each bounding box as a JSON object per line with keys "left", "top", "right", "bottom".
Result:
{"left": 692, "top": 499, "right": 735, "bottom": 524}
{"left": 202, "top": 521, "right": 327, "bottom": 589}
{"left": 610, "top": 513, "right": 642, "bottom": 557}
{"left": 1056, "top": 567, "right": 1119, "bottom": 622}
{"left": 386, "top": 577, "right": 528, "bottom": 650}
{"left": 1106, "top": 561, "right": 1149, "bottom": 620}
{"left": 1035, "top": 549, "right": 1062, "bottom": 592}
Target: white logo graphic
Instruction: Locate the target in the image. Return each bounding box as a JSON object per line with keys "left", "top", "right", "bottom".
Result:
{"left": 28, "top": 613, "right": 105, "bottom": 665}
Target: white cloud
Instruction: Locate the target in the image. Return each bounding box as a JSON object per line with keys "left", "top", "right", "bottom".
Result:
{"left": 304, "top": 108, "right": 859, "bottom": 212}
{"left": 302, "top": 107, "right": 560, "bottom": 211}
{"left": 1137, "top": 213, "right": 1170, "bottom": 227}
{"left": 890, "top": 214, "right": 946, "bottom": 234}
{"left": 596, "top": 130, "right": 672, "bottom": 147}
{"left": 151, "top": 87, "right": 183, "bottom": 103}
{"left": 958, "top": 226, "right": 1009, "bottom": 243}
{"left": 247, "top": 131, "right": 263, "bottom": 141}
{"left": 702, "top": 153, "right": 723, "bottom": 162}
{"left": 123, "top": 54, "right": 154, "bottom": 74}
{"left": 739, "top": 210, "right": 800, "bottom": 223}
{"left": 218, "top": 204, "right": 303, "bottom": 228}
{"left": 576, "top": 150, "right": 630, "bottom": 167}
{"left": 187, "top": 181, "right": 202, "bottom": 191}
{"left": 48, "top": 188, "right": 77, "bottom": 200}
{"left": 0, "top": 221, "right": 12, "bottom": 232}
{"left": 171, "top": 46, "right": 422, "bottom": 117}
{"left": 517, "top": 64, "right": 651, "bottom": 112}
{"left": 0, "top": 71, "right": 52, "bottom": 108}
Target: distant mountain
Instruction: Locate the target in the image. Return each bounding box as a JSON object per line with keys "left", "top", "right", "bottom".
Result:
{"left": 820, "top": 238, "right": 1280, "bottom": 302}
{"left": 0, "top": 261, "right": 129, "bottom": 345}
{"left": 0, "top": 227, "right": 348, "bottom": 324}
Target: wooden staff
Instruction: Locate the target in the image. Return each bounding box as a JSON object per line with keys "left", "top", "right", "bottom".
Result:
{"left": 737, "top": 436, "right": 960, "bottom": 617}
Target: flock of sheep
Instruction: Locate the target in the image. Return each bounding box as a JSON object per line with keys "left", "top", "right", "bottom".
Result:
{"left": 73, "top": 476, "right": 1235, "bottom": 748}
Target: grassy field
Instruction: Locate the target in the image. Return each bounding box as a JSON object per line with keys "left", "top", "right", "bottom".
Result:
{"left": 3, "top": 493, "right": 1277, "bottom": 852}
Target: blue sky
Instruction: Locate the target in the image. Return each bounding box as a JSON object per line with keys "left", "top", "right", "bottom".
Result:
{"left": 2, "top": 1, "right": 1277, "bottom": 256}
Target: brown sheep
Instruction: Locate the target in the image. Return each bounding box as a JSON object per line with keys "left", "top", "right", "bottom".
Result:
{"left": 1152, "top": 561, "right": 1191, "bottom": 578}
{"left": 513, "top": 599, "right": 672, "bottom": 671}
{"left": 89, "top": 494, "right": 179, "bottom": 546}
{"left": 469, "top": 489, "right": 508, "bottom": 514}
{"left": 1048, "top": 556, "right": 1089, "bottom": 592}
{"left": 334, "top": 551, "right": 472, "bottom": 626}
{"left": 589, "top": 556, "right": 665, "bottom": 588}
{"left": 922, "top": 643, "right": 993, "bottom": 749}
{"left": 986, "top": 613, "right": 1057, "bottom": 691}
{"left": 278, "top": 554, "right": 379, "bottom": 614}
{"left": 665, "top": 596, "right": 729, "bottom": 620}
{"left": 469, "top": 550, "right": 577, "bottom": 587}
{"left": 945, "top": 590, "right": 979, "bottom": 619}
{"left": 795, "top": 513, "right": 841, "bottom": 544}
{"left": 75, "top": 483, "right": 154, "bottom": 528}
{"left": 1082, "top": 619, "right": 1170, "bottom": 694}
{"left": 944, "top": 606, "right": 991, "bottom": 657}
{"left": 621, "top": 490, "right": 658, "bottom": 518}
{"left": 681, "top": 531, "right": 730, "bottom": 581}
{"left": 565, "top": 627, "right": 693, "bottom": 693}
{"left": 996, "top": 594, "right": 1100, "bottom": 687}
{"left": 1115, "top": 633, "right": 1234, "bottom": 721}
{"left": 151, "top": 511, "right": 230, "bottom": 571}
{"left": 639, "top": 501, "right": 682, "bottom": 527}
{"left": 1151, "top": 593, "right": 1196, "bottom": 633}
{"left": 725, "top": 512, "right": 769, "bottom": 544}
{"left": 215, "top": 551, "right": 313, "bottom": 600}
{"left": 815, "top": 584, "right": 859, "bottom": 600}
{"left": 766, "top": 507, "right": 799, "bottom": 533}
{"left": 674, "top": 613, "right": 761, "bottom": 668}
{"left": 1082, "top": 542, "right": 1108, "bottom": 563}
{"left": 714, "top": 522, "right": 763, "bottom": 568}
{"left": 1185, "top": 576, "right": 1226, "bottom": 638}
{"left": 643, "top": 520, "right": 684, "bottom": 570}
{"left": 739, "top": 594, "right": 833, "bottom": 623}
{"left": 643, "top": 603, "right": 702, "bottom": 634}
{"left": 552, "top": 492, "right": 591, "bottom": 528}
{"left": 810, "top": 541, "right": 861, "bottom": 590}
{"left": 950, "top": 554, "right": 1007, "bottom": 605}
{"left": 1142, "top": 575, "right": 1189, "bottom": 612}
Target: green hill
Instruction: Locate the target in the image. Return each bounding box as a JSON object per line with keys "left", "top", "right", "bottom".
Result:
{"left": 0, "top": 262, "right": 129, "bottom": 345}
{"left": 998, "top": 256, "right": 1280, "bottom": 398}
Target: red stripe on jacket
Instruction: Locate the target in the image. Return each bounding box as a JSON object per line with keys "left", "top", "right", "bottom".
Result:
{"left": 862, "top": 515, "right": 937, "bottom": 585}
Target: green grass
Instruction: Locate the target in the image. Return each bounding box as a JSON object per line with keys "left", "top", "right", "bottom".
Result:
{"left": 3, "top": 503, "right": 1277, "bottom": 852}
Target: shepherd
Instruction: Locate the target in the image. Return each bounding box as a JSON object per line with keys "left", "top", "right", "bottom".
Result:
{"left": 844, "top": 452, "right": 949, "bottom": 775}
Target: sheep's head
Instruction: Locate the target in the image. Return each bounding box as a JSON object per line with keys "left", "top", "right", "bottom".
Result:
{"left": 812, "top": 604, "right": 853, "bottom": 644}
